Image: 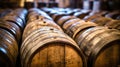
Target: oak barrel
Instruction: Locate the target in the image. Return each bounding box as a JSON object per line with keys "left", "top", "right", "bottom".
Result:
{"left": 3, "top": 15, "right": 24, "bottom": 31}
{"left": 0, "top": 20, "right": 21, "bottom": 42}
{"left": 0, "top": 28, "right": 18, "bottom": 67}
{"left": 62, "top": 18, "right": 82, "bottom": 36}
{"left": 57, "top": 16, "right": 76, "bottom": 26}
{"left": 105, "top": 20, "right": 120, "bottom": 30}
{"left": 75, "top": 26, "right": 120, "bottom": 67}
{"left": 51, "top": 13, "right": 66, "bottom": 22}
{"left": 21, "top": 26, "right": 85, "bottom": 67}
{"left": 69, "top": 21, "right": 97, "bottom": 39}
{"left": 7, "top": 8, "right": 28, "bottom": 25}
{"left": 22, "top": 19, "right": 62, "bottom": 41}
{"left": 28, "top": 8, "right": 52, "bottom": 20}
{"left": 83, "top": 11, "right": 109, "bottom": 21}
{"left": 105, "top": 11, "right": 120, "bottom": 19}
{"left": 91, "top": 17, "right": 112, "bottom": 26}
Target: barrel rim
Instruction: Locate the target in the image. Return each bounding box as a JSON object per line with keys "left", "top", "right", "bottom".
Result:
{"left": 25, "top": 40, "right": 85, "bottom": 67}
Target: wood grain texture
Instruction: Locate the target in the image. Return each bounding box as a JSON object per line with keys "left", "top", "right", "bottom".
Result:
{"left": 30, "top": 43, "right": 83, "bottom": 67}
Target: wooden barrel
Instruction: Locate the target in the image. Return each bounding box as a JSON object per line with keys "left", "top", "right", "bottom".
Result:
{"left": 21, "top": 26, "right": 85, "bottom": 67}
{"left": 8, "top": 8, "right": 28, "bottom": 25}
{"left": 51, "top": 13, "right": 66, "bottom": 22}
{"left": 28, "top": 8, "right": 53, "bottom": 20}
{"left": 105, "top": 20, "right": 120, "bottom": 30}
{"left": 83, "top": 11, "right": 109, "bottom": 21}
{"left": 0, "top": 20, "right": 21, "bottom": 42}
{"left": 27, "top": 14, "right": 52, "bottom": 23}
{"left": 105, "top": 11, "right": 120, "bottom": 19}
{"left": 27, "top": 11, "right": 39, "bottom": 17}
{"left": 88, "top": 11, "right": 109, "bottom": 17}
{"left": 57, "top": 16, "right": 76, "bottom": 26}
{"left": 3, "top": 15, "right": 24, "bottom": 31}
{"left": 69, "top": 21, "right": 97, "bottom": 39}
{"left": 75, "top": 26, "right": 120, "bottom": 67}
{"left": 0, "top": 28, "right": 18, "bottom": 67}
{"left": 14, "top": 8, "right": 27, "bottom": 19}
{"left": 27, "top": 8, "right": 52, "bottom": 22}
{"left": 83, "top": 15, "right": 102, "bottom": 21}
{"left": 27, "top": 14, "right": 49, "bottom": 23}
{"left": 22, "top": 19, "right": 63, "bottom": 41}
{"left": 62, "top": 18, "right": 82, "bottom": 35}
{"left": 91, "top": 17, "right": 112, "bottom": 26}
{"left": 28, "top": 11, "right": 52, "bottom": 21}
{"left": 76, "top": 26, "right": 108, "bottom": 51}
{"left": 27, "top": 9, "right": 43, "bottom": 20}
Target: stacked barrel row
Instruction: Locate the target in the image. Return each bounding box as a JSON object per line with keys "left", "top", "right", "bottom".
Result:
{"left": 42, "top": 8, "right": 120, "bottom": 67}
{"left": 0, "top": 8, "right": 27, "bottom": 67}
{"left": 83, "top": 11, "right": 120, "bottom": 30}
{"left": 21, "top": 8, "right": 85, "bottom": 67}
{"left": 42, "top": 8, "right": 120, "bottom": 30}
